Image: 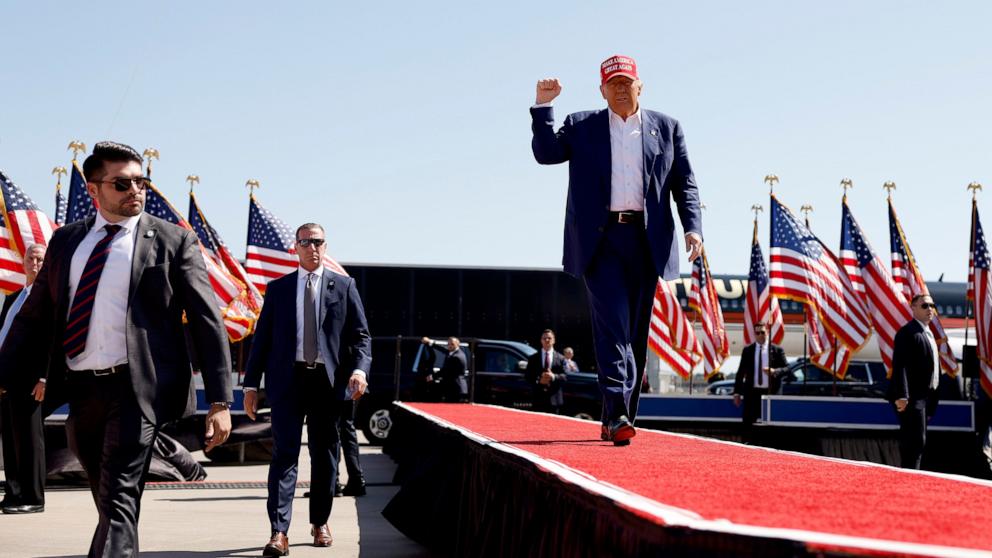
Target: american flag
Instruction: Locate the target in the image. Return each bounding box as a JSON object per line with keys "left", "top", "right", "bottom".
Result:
{"left": 969, "top": 203, "right": 992, "bottom": 397}
{"left": 188, "top": 192, "right": 264, "bottom": 317}
{"left": 65, "top": 160, "right": 96, "bottom": 225}
{"left": 0, "top": 170, "right": 56, "bottom": 294}
{"left": 54, "top": 185, "right": 67, "bottom": 226}
{"left": 769, "top": 195, "right": 871, "bottom": 355}
{"left": 806, "top": 305, "right": 852, "bottom": 377}
{"left": 143, "top": 184, "right": 255, "bottom": 341}
{"left": 245, "top": 194, "right": 347, "bottom": 294}
{"left": 839, "top": 198, "right": 912, "bottom": 374}
{"left": 888, "top": 199, "right": 958, "bottom": 375}
{"left": 744, "top": 221, "right": 785, "bottom": 346}
{"left": 689, "top": 253, "right": 728, "bottom": 378}
{"left": 648, "top": 278, "right": 702, "bottom": 379}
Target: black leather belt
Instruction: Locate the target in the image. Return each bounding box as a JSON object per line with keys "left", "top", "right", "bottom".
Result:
{"left": 609, "top": 211, "right": 644, "bottom": 225}
{"left": 71, "top": 363, "right": 128, "bottom": 377}
{"left": 294, "top": 361, "right": 326, "bottom": 371}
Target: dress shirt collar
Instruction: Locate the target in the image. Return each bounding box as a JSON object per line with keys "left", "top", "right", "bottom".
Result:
{"left": 609, "top": 107, "right": 642, "bottom": 127}
{"left": 915, "top": 319, "right": 932, "bottom": 333}
{"left": 93, "top": 212, "right": 141, "bottom": 234}
{"left": 297, "top": 265, "right": 324, "bottom": 283}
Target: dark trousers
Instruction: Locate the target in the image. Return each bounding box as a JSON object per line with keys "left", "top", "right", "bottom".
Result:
{"left": 337, "top": 400, "right": 363, "bottom": 484}
{"left": 267, "top": 365, "right": 341, "bottom": 533}
{"left": 0, "top": 390, "right": 45, "bottom": 506}
{"left": 896, "top": 394, "right": 937, "bottom": 469}
{"left": 583, "top": 221, "right": 657, "bottom": 423}
{"left": 440, "top": 376, "right": 468, "bottom": 402}
{"left": 65, "top": 371, "right": 157, "bottom": 558}
{"left": 741, "top": 387, "right": 768, "bottom": 427}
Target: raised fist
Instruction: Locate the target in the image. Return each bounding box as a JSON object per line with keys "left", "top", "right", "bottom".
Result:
{"left": 535, "top": 78, "right": 562, "bottom": 104}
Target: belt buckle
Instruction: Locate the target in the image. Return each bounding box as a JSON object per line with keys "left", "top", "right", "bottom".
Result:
{"left": 93, "top": 365, "right": 115, "bottom": 377}
{"left": 617, "top": 212, "right": 631, "bottom": 224}
{"left": 305, "top": 362, "right": 317, "bottom": 370}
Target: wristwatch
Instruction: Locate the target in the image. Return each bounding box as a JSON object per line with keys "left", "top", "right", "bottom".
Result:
{"left": 210, "top": 401, "right": 231, "bottom": 409}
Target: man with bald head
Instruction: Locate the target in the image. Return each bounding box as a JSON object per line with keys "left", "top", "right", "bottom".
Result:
{"left": 531, "top": 55, "right": 703, "bottom": 445}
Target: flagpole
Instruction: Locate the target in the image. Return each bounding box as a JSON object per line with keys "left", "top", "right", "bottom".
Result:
{"left": 143, "top": 148, "right": 160, "bottom": 178}
{"left": 966, "top": 183, "right": 982, "bottom": 394}
{"left": 834, "top": 179, "right": 854, "bottom": 392}
{"left": 801, "top": 204, "right": 813, "bottom": 370}
{"left": 187, "top": 175, "right": 200, "bottom": 195}
{"left": 52, "top": 166, "right": 66, "bottom": 220}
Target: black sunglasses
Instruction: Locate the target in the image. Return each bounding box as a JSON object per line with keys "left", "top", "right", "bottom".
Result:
{"left": 918, "top": 303, "right": 936, "bottom": 310}
{"left": 296, "top": 238, "right": 325, "bottom": 248}
{"left": 97, "top": 176, "right": 151, "bottom": 192}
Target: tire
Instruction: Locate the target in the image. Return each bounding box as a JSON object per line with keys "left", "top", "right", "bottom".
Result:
{"left": 572, "top": 411, "right": 596, "bottom": 421}
{"left": 359, "top": 400, "right": 394, "bottom": 445}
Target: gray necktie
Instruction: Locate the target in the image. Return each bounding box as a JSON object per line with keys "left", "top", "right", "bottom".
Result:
{"left": 304, "top": 273, "right": 318, "bottom": 366}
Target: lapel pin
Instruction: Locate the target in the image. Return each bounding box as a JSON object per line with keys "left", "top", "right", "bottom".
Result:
{"left": 650, "top": 129, "right": 658, "bottom": 136}
{"left": 144, "top": 230, "right": 155, "bottom": 238}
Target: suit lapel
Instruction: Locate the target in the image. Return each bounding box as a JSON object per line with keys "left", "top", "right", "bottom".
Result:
{"left": 320, "top": 272, "right": 337, "bottom": 327}
{"left": 641, "top": 110, "right": 661, "bottom": 200}
{"left": 594, "top": 109, "right": 612, "bottom": 192}
{"left": 129, "top": 214, "right": 157, "bottom": 304}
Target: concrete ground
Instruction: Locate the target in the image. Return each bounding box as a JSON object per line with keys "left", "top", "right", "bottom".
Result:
{"left": 0, "top": 436, "right": 439, "bottom": 558}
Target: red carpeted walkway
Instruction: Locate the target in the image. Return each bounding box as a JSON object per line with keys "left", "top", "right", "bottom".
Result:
{"left": 403, "top": 402, "right": 992, "bottom": 557}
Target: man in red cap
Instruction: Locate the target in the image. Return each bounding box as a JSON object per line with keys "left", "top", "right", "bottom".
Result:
{"left": 530, "top": 55, "right": 703, "bottom": 446}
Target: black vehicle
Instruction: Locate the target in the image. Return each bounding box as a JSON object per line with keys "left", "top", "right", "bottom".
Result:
{"left": 357, "top": 336, "right": 601, "bottom": 444}
{"left": 707, "top": 359, "right": 890, "bottom": 398}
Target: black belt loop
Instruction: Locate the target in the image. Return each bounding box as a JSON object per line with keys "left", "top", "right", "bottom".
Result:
{"left": 71, "top": 363, "right": 128, "bottom": 377}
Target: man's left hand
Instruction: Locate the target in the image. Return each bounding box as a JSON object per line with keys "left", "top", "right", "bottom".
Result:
{"left": 204, "top": 405, "right": 232, "bottom": 453}
{"left": 349, "top": 373, "right": 368, "bottom": 400}
{"left": 686, "top": 232, "right": 703, "bottom": 262}
{"left": 31, "top": 381, "right": 45, "bottom": 402}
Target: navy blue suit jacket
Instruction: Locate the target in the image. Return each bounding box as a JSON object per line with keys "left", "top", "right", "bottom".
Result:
{"left": 244, "top": 270, "right": 372, "bottom": 407}
{"left": 530, "top": 106, "right": 702, "bottom": 278}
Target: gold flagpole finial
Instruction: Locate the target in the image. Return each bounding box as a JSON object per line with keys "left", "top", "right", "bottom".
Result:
{"left": 883, "top": 181, "right": 896, "bottom": 198}
{"left": 246, "top": 179, "right": 260, "bottom": 195}
{"left": 52, "top": 166, "right": 67, "bottom": 189}
{"left": 186, "top": 175, "right": 200, "bottom": 194}
{"left": 699, "top": 202, "right": 707, "bottom": 211}
{"left": 968, "top": 182, "right": 983, "bottom": 200}
{"left": 840, "top": 178, "right": 853, "bottom": 195}
{"left": 751, "top": 204, "right": 763, "bottom": 221}
{"left": 800, "top": 204, "right": 814, "bottom": 225}
{"left": 764, "top": 174, "right": 779, "bottom": 194}
{"left": 67, "top": 140, "right": 86, "bottom": 161}
{"left": 142, "top": 148, "right": 160, "bottom": 177}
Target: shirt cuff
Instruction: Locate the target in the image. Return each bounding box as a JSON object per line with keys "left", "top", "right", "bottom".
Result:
{"left": 243, "top": 387, "right": 258, "bottom": 392}
{"left": 532, "top": 101, "right": 553, "bottom": 108}
{"left": 352, "top": 369, "right": 366, "bottom": 378}
{"left": 38, "top": 378, "right": 47, "bottom": 384}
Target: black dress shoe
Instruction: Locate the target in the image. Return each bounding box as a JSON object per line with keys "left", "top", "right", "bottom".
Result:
{"left": 600, "top": 424, "right": 609, "bottom": 441}
{"left": 2, "top": 503, "right": 44, "bottom": 514}
{"left": 607, "top": 416, "right": 636, "bottom": 446}
{"left": 342, "top": 481, "right": 366, "bottom": 497}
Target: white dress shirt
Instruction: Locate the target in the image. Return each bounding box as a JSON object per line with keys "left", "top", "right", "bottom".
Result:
{"left": 608, "top": 109, "right": 644, "bottom": 211}
{"left": 295, "top": 266, "right": 325, "bottom": 364}
{"left": 66, "top": 213, "right": 140, "bottom": 371}
{"left": 752, "top": 342, "right": 770, "bottom": 389}
{"left": 916, "top": 319, "right": 940, "bottom": 390}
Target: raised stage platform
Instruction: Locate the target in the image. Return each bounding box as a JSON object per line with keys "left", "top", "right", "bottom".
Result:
{"left": 383, "top": 402, "right": 992, "bottom": 557}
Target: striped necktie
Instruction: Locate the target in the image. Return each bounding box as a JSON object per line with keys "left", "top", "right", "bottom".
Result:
{"left": 63, "top": 224, "right": 122, "bottom": 359}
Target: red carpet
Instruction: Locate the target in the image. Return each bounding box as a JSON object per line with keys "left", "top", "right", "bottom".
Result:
{"left": 403, "top": 402, "right": 992, "bottom": 557}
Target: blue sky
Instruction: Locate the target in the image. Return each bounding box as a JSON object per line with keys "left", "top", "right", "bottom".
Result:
{"left": 1, "top": 1, "right": 989, "bottom": 280}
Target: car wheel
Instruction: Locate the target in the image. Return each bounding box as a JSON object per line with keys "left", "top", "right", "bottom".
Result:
{"left": 572, "top": 411, "right": 596, "bottom": 421}
{"left": 361, "top": 405, "right": 393, "bottom": 445}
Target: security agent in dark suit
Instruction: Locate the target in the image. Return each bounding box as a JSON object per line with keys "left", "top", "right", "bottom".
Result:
{"left": 525, "top": 329, "right": 568, "bottom": 414}
{"left": 421, "top": 336, "right": 468, "bottom": 402}
{"left": 244, "top": 222, "right": 371, "bottom": 555}
{"left": 733, "top": 323, "right": 788, "bottom": 429}
{"left": 0, "top": 142, "right": 232, "bottom": 557}
{"left": 0, "top": 244, "right": 48, "bottom": 514}
{"left": 532, "top": 55, "right": 703, "bottom": 446}
{"left": 888, "top": 294, "right": 942, "bottom": 469}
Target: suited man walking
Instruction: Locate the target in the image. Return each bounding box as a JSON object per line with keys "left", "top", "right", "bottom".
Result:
{"left": 421, "top": 336, "right": 468, "bottom": 402}
{"left": 733, "top": 322, "right": 788, "bottom": 433}
{"left": 0, "top": 244, "right": 48, "bottom": 514}
{"left": 525, "top": 329, "right": 568, "bottom": 414}
{"left": 0, "top": 141, "right": 232, "bottom": 557}
{"left": 244, "top": 222, "right": 371, "bottom": 555}
{"left": 531, "top": 55, "right": 703, "bottom": 445}
{"left": 888, "top": 294, "right": 942, "bottom": 469}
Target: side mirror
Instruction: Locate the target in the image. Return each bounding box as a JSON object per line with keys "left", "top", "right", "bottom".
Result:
{"left": 517, "top": 360, "right": 528, "bottom": 371}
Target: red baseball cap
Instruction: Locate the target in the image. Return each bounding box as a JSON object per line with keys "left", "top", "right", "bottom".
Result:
{"left": 600, "top": 55, "right": 638, "bottom": 84}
